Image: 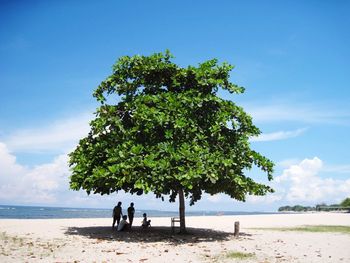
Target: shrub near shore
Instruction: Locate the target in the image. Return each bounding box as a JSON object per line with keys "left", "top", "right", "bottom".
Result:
{"left": 278, "top": 197, "right": 350, "bottom": 212}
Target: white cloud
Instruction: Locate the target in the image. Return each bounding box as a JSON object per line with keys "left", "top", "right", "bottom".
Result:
{"left": 0, "top": 142, "right": 25, "bottom": 181}
{"left": 4, "top": 112, "right": 93, "bottom": 153}
{"left": 0, "top": 141, "right": 116, "bottom": 207}
{"left": 0, "top": 141, "right": 100, "bottom": 205}
{"left": 245, "top": 103, "right": 350, "bottom": 125}
{"left": 0, "top": 142, "right": 69, "bottom": 203}
{"left": 275, "top": 157, "right": 350, "bottom": 204}
{"left": 276, "top": 157, "right": 323, "bottom": 184}
{"left": 246, "top": 194, "right": 283, "bottom": 204}
{"left": 250, "top": 128, "right": 307, "bottom": 142}
{"left": 276, "top": 158, "right": 301, "bottom": 168}
{"left": 323, "top": 164, "right": 350, "bottom": 174}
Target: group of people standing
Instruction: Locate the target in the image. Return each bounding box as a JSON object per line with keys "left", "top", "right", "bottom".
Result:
{"left": 112, "top": 201, "right": 151, "bottom": 231}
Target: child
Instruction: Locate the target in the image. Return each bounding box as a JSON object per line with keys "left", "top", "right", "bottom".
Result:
{"left": 117, "top": 215, "right": 129, "bottom": 231}
{"left": 142, "top": 213, "right": 151, "bottom": 228}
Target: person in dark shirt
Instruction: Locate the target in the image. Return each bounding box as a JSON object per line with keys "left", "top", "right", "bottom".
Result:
{"left": 112, "top": 201, "right": 123, "bottom": 229}
{"left": 127, "top": 202, "right": 135, "bottom": 228}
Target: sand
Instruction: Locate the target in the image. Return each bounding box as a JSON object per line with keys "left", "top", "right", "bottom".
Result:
{"left": 0, "top": 213, "right": 349, "bottom": 262}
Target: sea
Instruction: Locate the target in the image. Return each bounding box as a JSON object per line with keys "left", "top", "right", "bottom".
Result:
{"left": 0, "top": 205, "right": 278, "bottom": 219}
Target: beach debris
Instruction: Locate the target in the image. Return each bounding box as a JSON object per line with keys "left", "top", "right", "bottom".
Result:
{"left": 139, "top": 259, "right": 148, "bottom": 262}
{"left": 101, "top": 249, "right": 115, "bottom": 252}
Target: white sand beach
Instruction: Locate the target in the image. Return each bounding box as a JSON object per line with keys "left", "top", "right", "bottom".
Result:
{"left": 1, "top": 213, "right": 349, "bottom": 262}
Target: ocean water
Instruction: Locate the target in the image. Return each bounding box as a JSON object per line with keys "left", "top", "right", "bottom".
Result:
{"left": 0, "top": 205, "right": 278, "bottom": 219}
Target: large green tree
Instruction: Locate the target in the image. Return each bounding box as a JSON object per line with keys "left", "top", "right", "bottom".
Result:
{"left": 69, "top": 51, "right": 274, "bottom": 233}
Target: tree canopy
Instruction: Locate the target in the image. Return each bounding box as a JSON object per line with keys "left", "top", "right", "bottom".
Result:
{"left": 69, "top": 51, "right": 274, "bottom": 232}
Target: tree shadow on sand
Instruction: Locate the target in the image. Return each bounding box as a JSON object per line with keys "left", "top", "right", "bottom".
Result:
{"left": 64, "top": 226, "right": 244, "bottom": 244}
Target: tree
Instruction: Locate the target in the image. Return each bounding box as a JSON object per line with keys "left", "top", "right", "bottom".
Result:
{"left": 69, "top": 51, "right": 274, "bottom": 233}
{"left": 340, "top": 197, "right": 350, "bottom": 207}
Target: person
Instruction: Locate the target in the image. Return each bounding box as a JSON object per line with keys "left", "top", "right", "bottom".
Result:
{"left": 112, "top": 201, "right": 123, "bottom": 229}
{"left": 127, "top": 202, "right": 135, "bottom": 228}
{"left": 142, "top": 213, "right": 151, "bottom": 228}
{"left": 117, "top": 215, "right": 129, "bottom": 231}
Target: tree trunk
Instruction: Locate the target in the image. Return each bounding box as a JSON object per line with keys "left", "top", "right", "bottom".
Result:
{"left": 178, "top": 188, "right": 186, "bottom": 233}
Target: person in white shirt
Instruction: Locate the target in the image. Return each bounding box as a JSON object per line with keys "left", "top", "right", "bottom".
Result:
{"left": 117, "top": 215, "right": 129, "bottom": 231}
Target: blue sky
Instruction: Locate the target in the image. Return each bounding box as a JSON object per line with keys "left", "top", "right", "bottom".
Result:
{"left": 0, "top": 0, "right": 349, "bottom": 211}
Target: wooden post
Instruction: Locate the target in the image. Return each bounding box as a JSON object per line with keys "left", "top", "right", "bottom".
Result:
{"left": 234, "top": 221, "right": 240, "bottom": 237}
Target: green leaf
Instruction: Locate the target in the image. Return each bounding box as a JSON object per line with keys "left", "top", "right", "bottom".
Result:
{"left": 108, "top": 165, "right": 118, "bottom": 174}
